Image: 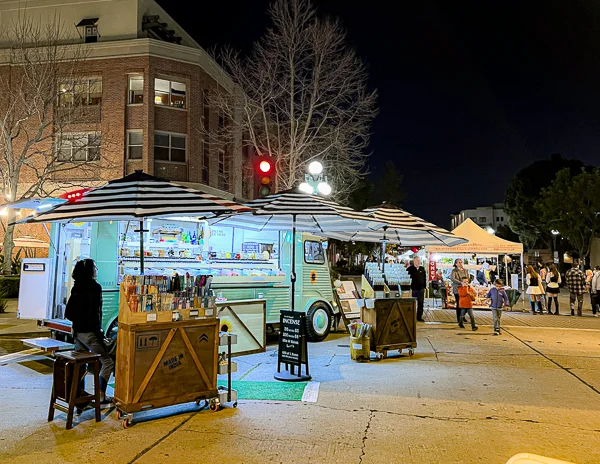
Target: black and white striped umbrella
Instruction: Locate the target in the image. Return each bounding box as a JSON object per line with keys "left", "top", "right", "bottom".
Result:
{"left": 22, "top": 171, "right": 253, "bottom": 223}
{"left": 210, "top": 191, "right": 385, "bottom": 311}
{"left": 325, "top": 204, "right": 467, "bottom": 247}
{"left": 210, "top": 191, "right": 384, "bottom": 233}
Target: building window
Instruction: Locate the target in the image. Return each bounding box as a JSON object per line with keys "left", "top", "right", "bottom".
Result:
{"left": 154, "top": 78, "right": 186, "bottom": 108}
{"left": 479, "top": 217, "right": 486, "bottom": 223}
{"left": 218, "top": 149, "right": 227, "bottom": 190}
{"left": 496, "top": 217, "right": 499, "bottom": 222}
{"left": 127, "top": 131, "right": 143, "bottom": 160}
{"left": 56, "top": 133, "right": 101, "bottom": 162}
{"left": 58, "top": 78, "right": 102, "bottom": 107}
{"left": 501, "top": 217, "right": 504, "bottom": 222}
{"left": 128, "top": 75, "right": 144, "bottom": 104}
{"left": 202, "top": 140, "right": 209, "bottom": 184}
{"left": 154, "top": 132, "right": 186, "bottom": 163}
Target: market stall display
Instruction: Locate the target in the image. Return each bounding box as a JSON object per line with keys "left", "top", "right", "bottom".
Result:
{"left": 114, "top": 274, "right": 236, "bottom": 427}
{"left": 427, "top": 218, "right": 525, "bottom": 308}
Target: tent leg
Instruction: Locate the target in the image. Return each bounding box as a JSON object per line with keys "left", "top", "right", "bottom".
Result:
{"left": 520, "top": 253, "right": 525, "bottom": 311}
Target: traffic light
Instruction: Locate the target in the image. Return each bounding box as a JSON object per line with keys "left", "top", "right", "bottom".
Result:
{"left": 255, "top": 156, "right": 275, "bottom": 198}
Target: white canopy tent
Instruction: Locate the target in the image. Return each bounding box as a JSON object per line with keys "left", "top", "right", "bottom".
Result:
{"left": 427, "top": 219, "right": 525, "bottom": 305}
{"left": 428, "top": 219, "right": 523, "bottom": 255}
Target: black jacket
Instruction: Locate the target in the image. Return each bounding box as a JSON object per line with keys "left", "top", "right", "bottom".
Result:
{"left": 407, "top": 265, "right": 427, "bottom": 291}
{"left": 65, "top": 280, "right": 103, "bottom": 334}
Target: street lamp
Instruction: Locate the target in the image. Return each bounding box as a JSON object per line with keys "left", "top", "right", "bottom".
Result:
{"left": 299, "top": 160, "right": 332, "bottom": 196}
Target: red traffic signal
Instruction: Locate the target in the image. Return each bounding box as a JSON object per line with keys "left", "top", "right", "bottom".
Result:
{"left": 254, "top": 156, "right": 275, "bottom": 198}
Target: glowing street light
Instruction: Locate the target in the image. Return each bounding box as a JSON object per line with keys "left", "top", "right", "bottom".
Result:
{"left": 308, "top": 161, "right": 323, "bottom": 175}
{"left": 551, "top": 230, "right": 560, "bottom": 235}
{"left": 299, "top": 160, "right": 332, "bottom": 196}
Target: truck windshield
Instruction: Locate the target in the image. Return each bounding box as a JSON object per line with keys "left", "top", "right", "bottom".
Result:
{"left": 304, "top": 241, "right": 325, "bottom": 264}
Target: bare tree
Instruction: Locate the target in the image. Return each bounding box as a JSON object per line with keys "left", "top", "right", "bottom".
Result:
{"left": 0, "top": 11, "right": 114, "bottom": 274}
{"left": 204, "top": 0, "right": 377, "bottom": 200}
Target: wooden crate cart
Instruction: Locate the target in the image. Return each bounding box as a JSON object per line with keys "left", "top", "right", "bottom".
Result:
{"left": 114, "top": 284, "right": 227, "bottom": 428}
{"left": 360, "top": 298, "right": 417, "bottom": 360}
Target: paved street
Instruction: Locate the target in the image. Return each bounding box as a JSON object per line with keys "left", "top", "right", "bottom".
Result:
{"left": 1, "top": 301, "right": 600, "bottom": 464}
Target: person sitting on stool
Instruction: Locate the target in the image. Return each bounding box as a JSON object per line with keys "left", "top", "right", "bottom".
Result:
{"left": 65, "top": 259, "right": 114, "bottom": 406}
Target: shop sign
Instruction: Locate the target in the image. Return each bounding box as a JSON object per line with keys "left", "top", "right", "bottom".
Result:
{"left": 242, "top": 242, "right": 260, "bottom": 253}
{"left": 279, "top": 311, "right": 307, "bottom": 367}
{"left": 428, "top": 260, "right": 437, "bottom": 280}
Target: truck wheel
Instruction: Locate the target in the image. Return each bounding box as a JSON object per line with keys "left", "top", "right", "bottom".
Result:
{"left": 305, "top": 303, "right": 332, "bottom": 342}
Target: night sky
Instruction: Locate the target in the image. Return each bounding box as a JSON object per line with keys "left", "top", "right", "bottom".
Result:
{"left": 159, "top": 0, "right": 600, "bottom": 228}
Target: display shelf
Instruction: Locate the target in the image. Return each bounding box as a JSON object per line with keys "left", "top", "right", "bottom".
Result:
{"left": 121, "top": 241, "right": 203, "bottom": 249}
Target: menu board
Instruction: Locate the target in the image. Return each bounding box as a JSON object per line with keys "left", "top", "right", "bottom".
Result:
{"left": 242, "top": 242, "right": 260, "bottom": 253}
{"left": 278, "top": 310, "right": 306, "bottom": 365}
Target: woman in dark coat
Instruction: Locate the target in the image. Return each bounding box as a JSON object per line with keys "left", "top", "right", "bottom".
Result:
{"left": 65, "top": 259, "right": 114, "bottom": 405}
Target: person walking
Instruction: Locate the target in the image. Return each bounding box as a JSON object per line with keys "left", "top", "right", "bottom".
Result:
{"left": 546, "top": 264, "right": 562, "bottom": 315}
{"left": 458, "top": 277, "right": 478, "bottom": 331}
{"left": 451, "top": 259, "right": 469, "bottom": 323}
{"left": 65, "top": 259, "right": 115, "bottom": 405}
{"left": 590, "top": 266, "right": 600, "bottom": 316}
{"left": 586, "top": 269, "right": 594, "bottom": 311}
{"left": 486, "top": 279, "right": 509, "bottom": 335}
{"left": 565, "top": 259, "right": 586, "bottom": 317}
{"left": 407, "top": 256, "right": 427, "bottom": 322}
{"left": 525, "top": 265, "right": 544, "bottom": 314}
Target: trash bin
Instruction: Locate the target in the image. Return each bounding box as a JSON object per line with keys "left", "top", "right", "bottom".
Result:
{"left": 350, "top": 336, "right": 370, "bottom": 362}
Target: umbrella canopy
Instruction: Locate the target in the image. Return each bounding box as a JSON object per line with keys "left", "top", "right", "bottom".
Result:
{"left": 13, "top": 236, "right": 49, "bottom": 249}
{"left": 210, "top": 191, "right": 384, "bottom": 233}
{"left": 210, "top": 191, "right": 385, "bottom": 312}
{"left": 20, "top": 171, "right": 253, "bottom": 224}
{"left": 325, "top": 204, "right": 467, "bottom": 247}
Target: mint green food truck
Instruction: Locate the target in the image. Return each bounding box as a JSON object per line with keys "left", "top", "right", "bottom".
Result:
{"left": 33, "top": 217, "right": 337, "bottom": 342}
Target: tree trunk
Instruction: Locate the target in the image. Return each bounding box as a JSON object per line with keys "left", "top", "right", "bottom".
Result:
{"left": 2, "top": 209, "right": 16, "bottom": 275}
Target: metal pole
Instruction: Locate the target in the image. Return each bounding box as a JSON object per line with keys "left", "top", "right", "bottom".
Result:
{"left": 139, "top": 219, "right": 145, "bottom": 275}
{"left": 291, "top": 216, "right": 296, "bottom": 311}
{"left": 381, "top": 240, "right": 386, "bottom": 274}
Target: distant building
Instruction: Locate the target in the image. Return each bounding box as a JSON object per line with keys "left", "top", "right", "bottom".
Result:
{"left": 0, "top": 0, "right": 250, "bottom": 200}
{"left": 451, "top": 204, "right": 508, "bottom": 233}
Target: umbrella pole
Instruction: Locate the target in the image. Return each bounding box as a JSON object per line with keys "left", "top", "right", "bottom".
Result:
{"left": 139, "top": 219, "right": 145, "bottom": 275}
{"left": 381, "top": 240, "right": 386, "bottom": 273}
{"left": 291, "top": 217, "right": 296, "bottom": 311}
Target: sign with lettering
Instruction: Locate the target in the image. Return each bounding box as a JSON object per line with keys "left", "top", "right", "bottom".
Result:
{"left": 242, "top": 242, "right": 260, "bottom": 253}
{"left": 163, "top": 353, "right": 184, "bottom": 372}
{"left": 279, "top": 310, "right": 304, "bottom": 365}
{"left": 428, "top": 260, "right": 437, "bottom": 280}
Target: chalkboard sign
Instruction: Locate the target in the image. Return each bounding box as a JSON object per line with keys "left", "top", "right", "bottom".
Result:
{"left": 274, "top": 310, "right": 311, "bottom": 381}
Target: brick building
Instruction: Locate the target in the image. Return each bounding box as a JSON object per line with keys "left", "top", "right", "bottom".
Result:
{"left": 0, "top": 0, "right": 251, "bottom": 201}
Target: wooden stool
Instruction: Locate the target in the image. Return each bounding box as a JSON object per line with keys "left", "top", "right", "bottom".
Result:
{"left": 48, "top": 351, "right": 102, "bottom": 429}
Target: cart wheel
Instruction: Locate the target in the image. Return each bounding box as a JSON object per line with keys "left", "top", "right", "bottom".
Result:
{"left": 408, "top": 349, "right": 414, "bottom": 357}
{"left": 375, "top": 353, "right": 383, "bottom": 361}
{"left": 122, "top": 417, "right": 133, "bottom": 429}
{"left": 233, "top": 402, "right": 238, "bottom": 408}
{"left": 209, "top": 399, "right": 220, "bottom": 412}
{"left": 398, "top": 349, "right": 403, "bottom": 355}
{"left": 116, "top": 409, "right": 123, "bottom": 420}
